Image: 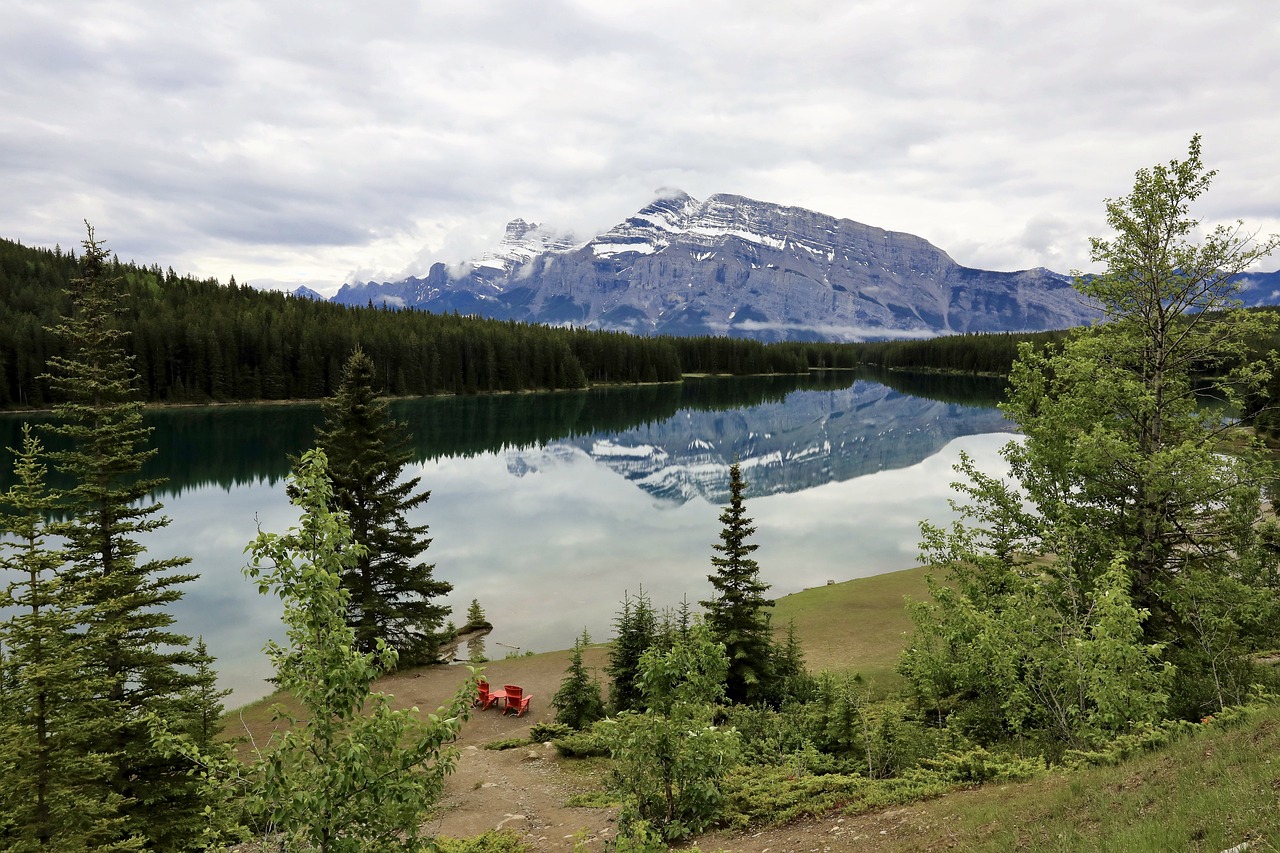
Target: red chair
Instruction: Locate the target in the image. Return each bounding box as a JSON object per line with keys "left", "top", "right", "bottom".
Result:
{"left": 475, "top": 679, "right": 500, "bottom": 710}
{"left": 502, "top": 684, "right": 532, "bottom": 717}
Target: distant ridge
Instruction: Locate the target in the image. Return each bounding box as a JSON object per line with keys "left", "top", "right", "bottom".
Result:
{"left": 331, "top": 192, "right": 1278, "bottom": 342}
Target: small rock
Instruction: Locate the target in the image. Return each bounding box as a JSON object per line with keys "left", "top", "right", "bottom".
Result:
{"left": 495, "top": 814, "right": 528, "bottom": 831}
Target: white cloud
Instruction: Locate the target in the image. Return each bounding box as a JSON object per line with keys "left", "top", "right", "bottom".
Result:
{"left": 2, "top": 0, "right": 1277, "bottom": 295}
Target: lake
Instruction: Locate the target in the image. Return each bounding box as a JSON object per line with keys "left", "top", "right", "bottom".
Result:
{"left": 0, "top": 370, "right": 1016, "bottom": 708}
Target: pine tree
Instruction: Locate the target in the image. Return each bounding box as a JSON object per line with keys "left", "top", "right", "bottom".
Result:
{"left": 313, "top": 346, "right": 452, "bottom": 666}
{"left": 552, "top": 629, "right": 606, "bottom": 730}
{"left": 0, "top": 426, "right": 133, "bottom": 851}
{"left": 41, "top": 225, "right": 208, "bottom": 849}
{"left": 607, "top": 587, "right": 658, "bottom": 713}
{"left": 701, "top": 462, "right": 776, "bottom": 705}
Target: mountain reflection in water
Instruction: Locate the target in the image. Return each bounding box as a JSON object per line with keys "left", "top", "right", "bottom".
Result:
{"left": 0, "top": 370, "right": 1016, "bottom": 707}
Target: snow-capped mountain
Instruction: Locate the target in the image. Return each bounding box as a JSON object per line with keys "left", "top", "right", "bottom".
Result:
{"left": 333, "top": 190, "right": 1102, "bottom": 340}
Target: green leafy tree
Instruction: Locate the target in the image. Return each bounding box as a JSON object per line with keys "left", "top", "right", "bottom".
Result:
{"left": 603, "top": 620, "right": 740, "bottom": 842}
{"left": 902, "top": 137, "right": 1280, "bottom": 739}
{"left": 41, "top": 225, "right": 208, "bottom": 849}
{"left": 701, "top": 462, "right": 776, "bottom": 705}
{"left": 313, "top": 347, "right": 452, "bottom": 666}
{"left": 552, "top": 629, "right": 606, "bottom": 730}
{"left": 246, "top": 449, "right": 474, "bottom": 851}
{"left": 151, "top": 450, "right": 476, "bottom": 851}
{"left": 0, "top": 426, "right": 135, "bottom": 851}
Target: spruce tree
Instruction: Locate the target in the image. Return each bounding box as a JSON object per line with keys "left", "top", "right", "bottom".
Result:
{"left": 607, "top": 587, "right": 658, "bottom": 713}
{"left": 700, "top": 462, "right": 775, "bottom": 705}
{"left": 0, "top": 426, "right": 132, "bottom": 851}
{"left": 552, "top": 629, "right": 606, "bottom": 730}
{"left": 313, "top": 346, "right": 452, "bottom": 666}
{"left": 41, "top": 225, "right": 208, "bottom": 849}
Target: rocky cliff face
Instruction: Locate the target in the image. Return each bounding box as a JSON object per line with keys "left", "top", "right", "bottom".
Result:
{"left": 333, "top": 191, "right": 1101, "bottom": 340}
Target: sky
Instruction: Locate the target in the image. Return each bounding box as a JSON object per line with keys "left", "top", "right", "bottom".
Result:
{"left": 3, "top": 0, "right": 1278, "bottom": 297}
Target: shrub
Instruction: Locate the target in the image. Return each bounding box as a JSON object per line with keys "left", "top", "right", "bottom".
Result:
{"left": 553, "top": 725, "right": 610, "bottom": 758}
{"left": 529, "top": 721, "right": 572, "bottom": 743}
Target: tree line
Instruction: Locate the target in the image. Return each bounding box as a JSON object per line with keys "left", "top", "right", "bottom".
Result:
{"left": 0, "top": 236, "right": 860, "bottom": 411}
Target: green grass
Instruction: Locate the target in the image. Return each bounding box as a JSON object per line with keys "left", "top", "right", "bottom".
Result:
{"left": 772, "top": 566, "right": 931, "bottom": 688}
{"left": 867, "top": 706, "right": 1280, "bottom": 852}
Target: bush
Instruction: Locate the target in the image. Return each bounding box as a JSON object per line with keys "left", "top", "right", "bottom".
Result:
{"left": 553, "top": 725, "right": 610, "bottom": 758}
{"left": 483, "top": 737, "right": 529, "bottom": 751}
{"left": 529, "top": 721, "right": 572, "bottom": 743}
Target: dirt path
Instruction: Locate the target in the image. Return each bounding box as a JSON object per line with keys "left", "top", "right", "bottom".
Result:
{"left": 378, "top": 651, "right": 621, "bottom": 851}
{"left": 379, "top": 654, "right": 943, "bottom": 852}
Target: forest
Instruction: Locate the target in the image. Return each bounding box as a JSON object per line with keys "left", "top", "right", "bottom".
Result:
{"left": 0, "top": 236, "right": 864, "bottom": 410}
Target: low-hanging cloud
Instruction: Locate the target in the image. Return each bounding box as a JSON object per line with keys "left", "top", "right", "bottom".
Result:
{"left": 1, "top": 0, "right": 1276, "bottom": 295}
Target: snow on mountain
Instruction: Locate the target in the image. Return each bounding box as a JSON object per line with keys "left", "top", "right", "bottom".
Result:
{"left": 332, "top": 191, "right": 1103, "bottom": 340}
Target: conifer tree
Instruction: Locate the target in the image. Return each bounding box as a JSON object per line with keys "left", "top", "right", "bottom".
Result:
{"left": 701, "top": 462, "right": 775, "bottom": 705}
{"left": 607, "top": 587, "right": 658, "bottom": 712}
{"left": 41, "top": 225, "right": 208, "bottom": 849}
{"left": 313, "top": 346, "right": 452, "bottom": 666}
{"left": 552, "top": 629, "right": 606, "bottom": 730}
{"left": 0, "top": 426, "right": 133, "bottom": 851}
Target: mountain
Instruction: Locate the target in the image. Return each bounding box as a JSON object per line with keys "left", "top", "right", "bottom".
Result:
{"left": 333, "top": 191, "right": 1105, "bottom": 341}
{"left": 292, "top": 285, "right": 325, "bottom": 300}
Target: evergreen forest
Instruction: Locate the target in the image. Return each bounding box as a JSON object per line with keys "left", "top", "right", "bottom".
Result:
{"left": 0, "top": 237, "right": 862, "bottom": 411}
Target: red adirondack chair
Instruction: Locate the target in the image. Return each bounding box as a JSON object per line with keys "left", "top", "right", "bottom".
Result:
{"left": 502, "top": 684, "right": 532, "bottom": 717}
{"left": 475, "top": 679, "right": 499, "bottom": 710}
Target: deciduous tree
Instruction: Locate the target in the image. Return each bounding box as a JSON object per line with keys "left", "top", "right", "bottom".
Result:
{"left": 242, "top": 449, "right": 474, "bottom": 852}
{"left": 902, "top": 137, "right": 1280, "bottom": 740}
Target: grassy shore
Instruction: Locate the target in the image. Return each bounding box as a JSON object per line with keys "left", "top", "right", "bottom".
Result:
{"left": 222, "top": 566, "right": 1280, "bottom": 850}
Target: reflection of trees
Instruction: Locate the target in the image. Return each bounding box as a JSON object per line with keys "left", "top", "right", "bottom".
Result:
{"left": 0, "top": 373, "right": 862, "bottom": 496}
{"left": 0, "top": 369, "right": 1010, "bottom": 499}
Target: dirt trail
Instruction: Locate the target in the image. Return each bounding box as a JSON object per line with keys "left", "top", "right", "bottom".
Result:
{"left": 381, "top": 655, "right": 937, "bottom": 852}
{"left": 379, "top": 652, "right": 620, "bottom": 851}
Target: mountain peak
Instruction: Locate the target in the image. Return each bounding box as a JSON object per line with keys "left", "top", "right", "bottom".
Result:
{"left": 333, "top": 190, "right": 1104, "bottom": 340}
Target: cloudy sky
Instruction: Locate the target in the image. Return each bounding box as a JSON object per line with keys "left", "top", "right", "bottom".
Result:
{"left": 3, "top": 0, "right": 1277, "bottom": 296}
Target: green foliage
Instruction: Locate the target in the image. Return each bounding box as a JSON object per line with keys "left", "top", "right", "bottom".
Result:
{"left": 465, "top": 598, "right": 488, "bottom": 628}
{"left": 482, "top": 737, "right": 530, "bottom": 751}
{"left": 606, "top": 587, "right": 658, "bottom": 713}
{"left": 901, "top": 138, "right": 1280, "bottom": 745}
{"left": 0, "top": 426, "right": 137, "bottom": 851}
{"left": 551, "top": 726, "right": 611, "bottom": 759}
{"left": 701, "top": 462, "right": 777, "bottom": 705}
{"left": 314, "top": 347, "right": 452, "bottom": 666}
{"left": 429, "top": 830, "right": 532, "bottom": 853}
{"left": 720, "top": 766, "right": 956, "bottom": 829}
{"left": 552, "top": 631, "right": 607, "bottom": 730}
{"left": 39, "top": 226, "right": 209, "bottom": 850}
{"left": 602, "top": 621, "right": 740, "bottom": 842}
{"left": 528, "top": 721, "right": 572, "bottom": 742}
{"left": 237, "top": 449, "right": 475, "bottom": 852}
